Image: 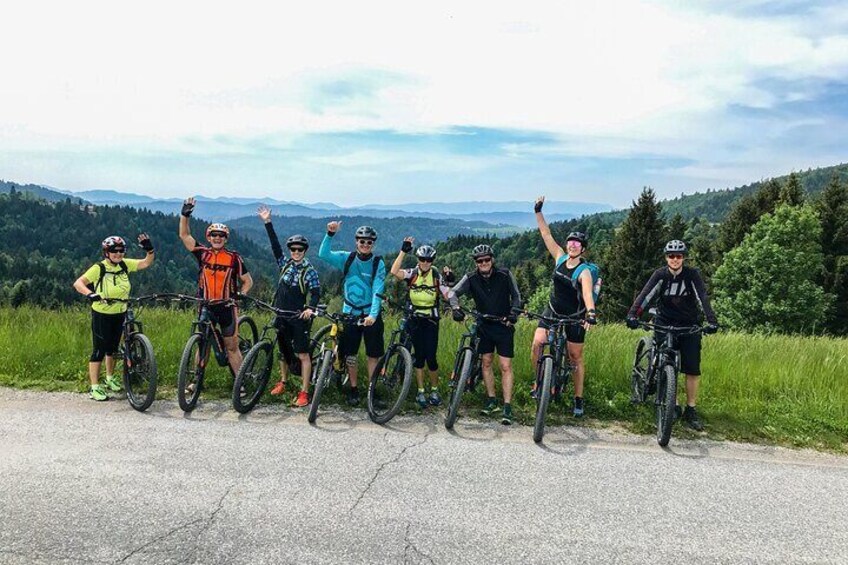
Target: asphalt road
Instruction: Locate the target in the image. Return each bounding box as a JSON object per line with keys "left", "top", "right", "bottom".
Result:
{"left": 1, "top": 388, "right": 846, "bottom": 565}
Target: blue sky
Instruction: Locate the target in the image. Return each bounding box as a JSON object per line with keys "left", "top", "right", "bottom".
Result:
{"left": 1, "top": 1, "right": 846, "bottom": 208}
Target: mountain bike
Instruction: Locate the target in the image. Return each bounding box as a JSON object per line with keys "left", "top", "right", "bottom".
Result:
{"left": 103, "top": 295, "right": 160, "bottom": 412}
{"left": 520, "top": 308, "right": 585, "bottom": 443}
{"left": 630, "top": 316, "right": 707, "bottom": 446}
{"left": 232, "top": 296, "right": 331, "bottom": 414}
{"left": 444, "top": 306, "right": 508, "bottom": 430}
{"left": 174, "top": 295, "right": 258, "bottom": 412}
{"left": 307, "top": 309, "right": 365, "bottom": 423}
{"left": 365, "top": 293, "right": 418, "bottom": 424}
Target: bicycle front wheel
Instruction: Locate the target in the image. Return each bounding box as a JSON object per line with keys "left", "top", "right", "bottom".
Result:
{"left": 657, "top": 364, "right": 678, "bottom": 447}
{"left": 123, "top": 332, "right": 158, "bottom": 412}
{"left": 232, "top": 341, "right": 273, "bottom": 414}
{"left": 631, "top": 337, "right": 652, "bottom": 403}
{"left": 308, "top": 350, "right": 334, "bottom": 424}
{"left": 177, "top": 334, "right": 206, "bottom": 412}
{"left": 367, "top": 345, "right": 413, "bottom": 425}
{"left": 237, "top": 315, "right": 259, "bottom": 356}
{"left": 445, "top": 349, "right": 473, "bottom": 430}
{"left": 533, "top": 356, "right": 554, "bottom": 443}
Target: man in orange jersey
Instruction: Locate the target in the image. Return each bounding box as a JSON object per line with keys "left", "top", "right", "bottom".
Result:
{"left": 179, "top": 197, "right": 253, "bottom": 375}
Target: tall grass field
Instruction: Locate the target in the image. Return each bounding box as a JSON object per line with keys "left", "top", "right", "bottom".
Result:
{"left": 1, "top": 305, "right": 846, "bottom": 451}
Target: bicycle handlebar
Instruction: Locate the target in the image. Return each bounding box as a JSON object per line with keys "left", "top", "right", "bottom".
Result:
{"left": 636, "top": 320, "right": 705, "bottom": 334}
{"left": 238, "top": 294, "right": 306, "bottom": 318}
{"left": 516, "top": 307, "right": 585, "bottom": 326}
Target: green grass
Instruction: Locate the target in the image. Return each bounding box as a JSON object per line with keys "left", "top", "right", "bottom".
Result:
{"left": 2, "top": 306, "right": 847, "bottom": 452}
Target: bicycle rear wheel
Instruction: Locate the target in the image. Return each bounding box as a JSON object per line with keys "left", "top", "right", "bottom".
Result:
{"left": 657, "top": 364, "right": 677, "bottom": 447}
{"left": 232, "top": 341, "right": 274, "bottom": 414}
{"left": 177, "top": 334, "right": 206, "bottom": 412}
{"left": 308, "top": 350, "right": 334, "bottom": 423}
{"left": 237, "top": 315, "right": 259, "bottom": 356}
{"left": 445, "top": 349, "right": 472, "bottom": 430}
{"left": 533, "top": 356, "right": 554, "bottom": 443}
{"left": 631, "top": 337, "right": 652, "bottom": 403}
{"left": 367, "top": 345, "right": 413, "bottom": 424}
{"left": 123, "top": 332, "right": 158, "bottom": 412}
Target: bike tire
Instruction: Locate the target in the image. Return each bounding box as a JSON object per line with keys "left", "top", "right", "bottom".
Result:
{"left": 631, "top": 336, "right": 652, "bottom": 403}
{"left": 237, "top": 315, "right": 259, "bottom": 356}
{"left": 657, "top": 364, "right": 677, "bottom": 447}
{"left": 533, "top": 356, "right": 554, "bottom": 443}
{"left": 232, "top": 340, "right": 273, "bottom": 414}
{"left": 445, "top": 349, "right": 473, "bottom": 430}
{"left": 308, "top": 350, "right": 334, "bottom": 424}
{"left": 123, "top": 332, "right": 158, "bottom": 412}
{"left": 367, "top": 345, "right": 413, "bottom": 425}
{"left": 177, "top": 334, "right": 205, "bottom": 412}
{"left": 307, "top": 324, "right": 332, "bottom": 382}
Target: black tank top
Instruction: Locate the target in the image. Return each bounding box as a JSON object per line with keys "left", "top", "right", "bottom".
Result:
{"left": 550, "top": 257, "right": 584, "bottom": 316}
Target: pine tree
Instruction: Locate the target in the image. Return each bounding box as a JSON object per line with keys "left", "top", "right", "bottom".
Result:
{"left": 603, "top": 188, "right": 667, "bottom": 320}
{"left": 666, "top": 213, "right": 687, "bottom": 240}
{"left": 815, "top": 174, "right": 848, "bottom": 334}
{"left": 717, "top": 178, "right": 782, "bottom": 254}
{"left": 779, "top": 172, "right": 805, "bottom": 206}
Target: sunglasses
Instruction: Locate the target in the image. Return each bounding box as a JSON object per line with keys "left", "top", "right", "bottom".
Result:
{"left": 418, "top": 258, "right": 434, "bottom": 263}
{"left": 357, "top": 239, "right": 374, "bottom": 245}
{"left": 289, "top": 247, "right": 306, "bottom": 253}
{"left": 109, "top": 248, "right": 126, "bottom": 254}
{"left": 666, "top": 254, "right": 684, "bottom": 260}
{"left": 475, "top": 257, "right": 492, "bottom": 264}
{"left": 209, "top": 232, "right": 228, "bottom": 239}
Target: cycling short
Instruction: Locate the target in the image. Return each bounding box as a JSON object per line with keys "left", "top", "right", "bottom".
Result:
{"left": 90, "top": 310, "right": 125, "bottom": 362}
{"left": 274, "top": 316, "right": 311, "bottom": 362}
{"left": 537, "top": 306, "right": 586, "bottom": 344}
{"left": 340, "top": 315, "right": 385, "bottom": 359}
{"left": 208, "top": 304, "right": 237, "bottom": 338}
{"left": 408, "top": 316, "right": 439, "bottom": 370}
{"left": 654, "top": 331, "right": 702, "bottom": 376}
{"left": 477, "top": 321, "right": 515, "bottom": 358}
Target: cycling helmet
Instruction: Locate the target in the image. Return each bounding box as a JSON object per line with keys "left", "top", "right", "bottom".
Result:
{"left": 355, "top": 225, "right": 377, "bottom": 241}
{"left": 206, "top": 223, "right": 230, "bottom": 238}
{"left": 286, "top": 234, "right": 309, "bottom": 250}
{"left": 415, "top": 245, "right": 437, "bottom": 260}
{"left": 566, "top": 231, "right": 588, "bottom": 250}
{"left": 664, "top": 240, "right": 687, "bottom": 255}
{"left": 101, "top": 236, "right": 126, "bottom": 254}
{"left": 471, "top": 244, "right": 494, "bottom": 259}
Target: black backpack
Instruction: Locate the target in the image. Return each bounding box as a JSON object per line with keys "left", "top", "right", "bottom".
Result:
{"left": 87, "top": 260, "right": 128, "bottom": 293}
{"left": 339, "top": 251, "right": 382, "bottom": 295}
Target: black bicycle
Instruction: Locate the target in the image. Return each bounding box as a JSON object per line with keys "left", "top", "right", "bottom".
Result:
{"left": 444, "top": 306, "right": 508, "bottom": 430}
{"left": 232, "top": 296, "right": 331, "bottom": 414}
{"left": 520, "top": 308, "right": 584, "bottom": 443}
{"left": 630, "top": 317, "right": 707, "bottom": 446}
{"left": 174, "top": 295, "right": 258, "bottom": 412}
{"left": 307, "top": 309, "right": 364, "bottom": 423}
{"left": 366, "top": 294, "right": 419, "bottom": 424}
{"left": 103, "top": 295, "right": 160, "bottom": 412}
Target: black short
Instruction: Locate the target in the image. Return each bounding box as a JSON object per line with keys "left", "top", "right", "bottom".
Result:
{"left": 274, "top": 316, "right": 311, "bottom": 365}
{"left": 655, "top": 331, "right": 702, "bottom": 376}
{"left": 537, "top": 306, "right": 585, "bottom": 344}
{"left": 340, "top": 315, "right": 385, "bottom": 359}
{"left": 409, "top": 316, "right": 439, "bottom": 370}
{"left": 91, "top": 310, "right": 125, "bottom": 362}
{"left": 208, "top": 304, "right": 237, "bottom": 338}
{"left": 477, "top": 321, "right": 515, "bottom": 358}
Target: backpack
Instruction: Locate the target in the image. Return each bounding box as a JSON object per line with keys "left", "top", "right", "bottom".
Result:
{"left": 339, "top": 251, "right": 382, "bottom": 296}
{"left": 88, "top": 260, "right": 128, "bottom": 293}
{"left": 572, "top": 261, "right": 602, "bottom": 303}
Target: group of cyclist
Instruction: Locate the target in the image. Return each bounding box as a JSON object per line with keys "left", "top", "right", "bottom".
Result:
{"left": 74, "top": 195, "right": 719, "bottom": 430}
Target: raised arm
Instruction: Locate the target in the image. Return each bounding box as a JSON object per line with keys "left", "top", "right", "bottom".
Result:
{"left": 535, "top": 196, "right": 564, "bottom": 262}
{"left": 179, "top": 197, "right": 198, "bottom": 252}
{"left": 137, "top": 233, "right": 155, "bottom": 270}
{"left": 318, "top": 221, "right": 348, "bottom": 270}
{"left": 390, "top": 237, "right": 414, "bottom": 281}
{"left": 259, "top": 206, "right": 286, "bottom": 265}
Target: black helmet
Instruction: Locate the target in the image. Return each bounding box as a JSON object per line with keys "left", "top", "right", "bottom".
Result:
{"left": 415, "top": 245, "right": 436, "bottom": 260}
{"left": 664, "top": 240, "right": 687, "bottom": 255}
{"left": 286, "top": 234, "right": 309, "bottom": 250}
{"left": 355, "top": 225, "right": 377, "bottom": 241}
{"left": 566, "top": 231, "right": 588, "bottom": 250}
{"left": 471, "top": 244, "right": 494, "bottom": 259}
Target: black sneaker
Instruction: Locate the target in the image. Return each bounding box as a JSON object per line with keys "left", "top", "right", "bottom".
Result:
{"left": 480, "top": 398, "right": 500, "bottom": 416}
{"left": 501, "top": 403, "right": 513, "bottom": 425}
{"left": 572, "top": 396, "right": 584, "bottom": 417}
{"left": 683, "top": 406, "right": 704, "bottom": 431}
{"left": 346, "top": 387, "right": 360, "bottom": 407}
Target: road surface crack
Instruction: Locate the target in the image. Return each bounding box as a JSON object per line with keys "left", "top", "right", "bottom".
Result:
{"left": 403, "top": 522, "right": 435, "bottom": 564}
{"left": 348, "top": 432, "right": 429, "bottom": 514}
{"left": 113, "top": 483, "right": 235, "bottom": 564}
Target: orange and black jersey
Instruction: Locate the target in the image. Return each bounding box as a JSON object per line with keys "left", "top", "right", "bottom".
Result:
{"left": 191, "top": 245, "right": 248, "bottom": 301}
